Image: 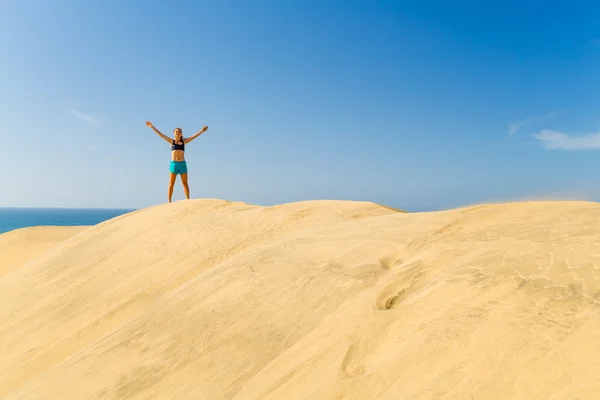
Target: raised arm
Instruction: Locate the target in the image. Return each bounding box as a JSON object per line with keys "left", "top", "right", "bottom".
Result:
{"left": 146, "top": 121, "right": 171, "bottom": 143}
{"left": 183, "top": 125, "right": 209, "bottom": 144}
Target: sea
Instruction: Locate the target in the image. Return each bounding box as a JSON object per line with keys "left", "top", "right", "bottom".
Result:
{"left": 0, "top": 208, "right": 137, "bottom": 235}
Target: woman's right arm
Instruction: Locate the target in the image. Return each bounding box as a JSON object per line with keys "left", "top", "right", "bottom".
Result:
{"left": 146, "top": 121, "right": 171, "bottom": 143}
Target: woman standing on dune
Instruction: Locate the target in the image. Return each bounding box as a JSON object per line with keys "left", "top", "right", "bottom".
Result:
{"left": 146, "top": 121, "right": 209, "bottom": 203}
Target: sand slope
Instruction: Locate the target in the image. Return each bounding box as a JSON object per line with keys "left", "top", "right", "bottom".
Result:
{"left": 0, "top": 226, "right": 88, "bottom": 277}
{"left": 1, "top": 199, "right": 600, "bottom": 399}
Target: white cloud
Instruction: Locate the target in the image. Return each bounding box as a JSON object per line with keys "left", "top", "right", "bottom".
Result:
{"left": 507, "top": 122, "right": 522, "bottom": 136}
{"left": 71, "top": 109, "right": 101, "bottom": 124}
{"left": 507, "top": 118, "right": 529, "bottom": 136}
{"left": 532, "top": 129, "right": 600, "bottom": 150}
{"left": 507, "top": 112, "right": 556, "bottom": 136}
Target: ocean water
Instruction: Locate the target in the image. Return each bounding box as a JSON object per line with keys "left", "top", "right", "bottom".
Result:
{"left": 0, "top": 208, "right": 136, "bottom": 235}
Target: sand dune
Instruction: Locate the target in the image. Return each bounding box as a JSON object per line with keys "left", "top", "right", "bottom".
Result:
{"left": 1, "top": 199, "right": 600, "bottom": 399}
{"left": 0, "top": 226, "right": 88, "bottom": 277}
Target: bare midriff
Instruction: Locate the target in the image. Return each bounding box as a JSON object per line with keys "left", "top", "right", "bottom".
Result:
{"left": 171, "top": 150, "right": 185, "bottom": 162}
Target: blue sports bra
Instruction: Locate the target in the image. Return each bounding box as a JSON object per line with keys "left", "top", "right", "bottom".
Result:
{"left": 171, "top": 140, "right": 185, "bottom": 151}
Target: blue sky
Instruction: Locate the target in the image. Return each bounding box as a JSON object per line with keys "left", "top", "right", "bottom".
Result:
{"left": 2, "top": 0, "right": 600, "bottom": 211}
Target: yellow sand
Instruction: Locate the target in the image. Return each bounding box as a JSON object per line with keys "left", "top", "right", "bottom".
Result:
{"left": 0, "top": 226, "right": 88, "bottom": 277}
{"left": 1, "top": 198, "right": 599, "bottom": 399}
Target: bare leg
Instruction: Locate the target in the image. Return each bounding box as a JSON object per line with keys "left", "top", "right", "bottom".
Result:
{"left": 180, "top": 173, "right": 190, "bottom": 199}
{"left": 168, "top": 173, "right": 177, "bottom": 203}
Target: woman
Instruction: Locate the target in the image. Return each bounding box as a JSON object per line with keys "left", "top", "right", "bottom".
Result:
{"left": 146, "top": 121, "right": 209, "bottom": 203}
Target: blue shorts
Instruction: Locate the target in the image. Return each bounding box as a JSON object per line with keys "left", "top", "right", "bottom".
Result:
{"left": 169, "top": 161, "right": 187, "bottom": 175}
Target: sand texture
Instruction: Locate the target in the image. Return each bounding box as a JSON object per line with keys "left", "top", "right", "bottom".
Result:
{"left": 0, "top": 226, "right": 88, "bottom": 278}
{"left": 1, "top": 199, "right": 600, "bottom": 399}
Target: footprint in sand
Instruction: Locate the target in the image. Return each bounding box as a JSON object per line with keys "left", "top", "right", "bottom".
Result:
{"left": 375, "top": 262, "right": 427, "bottom": 310}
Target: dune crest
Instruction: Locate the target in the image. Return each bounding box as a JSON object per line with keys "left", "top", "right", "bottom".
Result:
{"left": 1, "top": 199, "right": 600, "bottom": 399}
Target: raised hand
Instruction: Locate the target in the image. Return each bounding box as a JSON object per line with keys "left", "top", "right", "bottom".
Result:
{"left": 146, "top": 121, "right": 153, "bottom": 128}
{"left": 201, "top": 125, "right": 208, "bottom": 132}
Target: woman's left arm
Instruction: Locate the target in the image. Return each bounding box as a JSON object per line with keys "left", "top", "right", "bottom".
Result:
{"left": 184, "top": 125, "right": 209, "bottom": 143}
